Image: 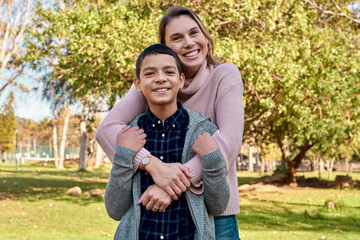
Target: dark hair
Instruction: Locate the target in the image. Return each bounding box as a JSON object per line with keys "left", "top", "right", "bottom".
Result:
{"left": 136, "top": 44, "right": 182, "bottom": 79}
{"left": 158, "top": 6, "right": 222, "bottom": 65}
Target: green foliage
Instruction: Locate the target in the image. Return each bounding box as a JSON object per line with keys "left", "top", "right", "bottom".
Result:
{"left": 0, "top": 92, "right": 17, "bottom": 153}
{"left": 23, "top": 0, "right": 360, "bottom": 178}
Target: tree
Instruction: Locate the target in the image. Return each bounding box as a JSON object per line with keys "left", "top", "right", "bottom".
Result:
{"left": 0, "top": 92, "right": 17, "bottom": 154}
{"left": 0, "top": 0, "right": 33, "bottom": 94}
{"left": 24, "top": 0, "right": 359, "bottom": 181}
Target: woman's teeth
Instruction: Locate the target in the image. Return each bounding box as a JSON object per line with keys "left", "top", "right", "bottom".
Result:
{"left": 185, "top": 50, "right": 198, "bottom": 57}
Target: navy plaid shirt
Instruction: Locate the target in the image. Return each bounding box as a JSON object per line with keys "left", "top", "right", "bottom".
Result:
{"left": 138, "top": 103, "right": 195, "bottom": 240}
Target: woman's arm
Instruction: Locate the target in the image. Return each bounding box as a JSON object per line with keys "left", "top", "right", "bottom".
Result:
{"left": 95, "top": 84, "right": 148, "bottom": 166}
{"left": 184, "top": 65, "right": 244, "bottom": 192}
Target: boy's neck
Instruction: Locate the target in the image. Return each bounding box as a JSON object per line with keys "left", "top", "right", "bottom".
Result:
{"left": 148, "top": 102, "right": 178, "bottom": 124}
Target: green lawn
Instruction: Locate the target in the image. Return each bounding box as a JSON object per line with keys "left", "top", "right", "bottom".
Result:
{"left": 1, "top": 163, "right": 359, "bottom": 240}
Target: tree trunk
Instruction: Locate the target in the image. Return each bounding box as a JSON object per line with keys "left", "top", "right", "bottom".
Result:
{"left": 94, "top": 142, "right": 103, "bottom": 168}
{"left": 248, "top": 146, "right": 255, "bottom": 172}
{"left": 286, "top": 161, "right": 297, "bottom": 185}
{"left": 52, "top": 117, "right": 59, "bottom": 168}
{"left": 94, "top": 98, "right": 106, "bottom": 168}
{"left": 278, "top": 140, "right": 313, "bottom": 185}
{"left": 33, "top": 139, "right": 36, "bottom": 158}
{"left": 59, "top": 106, "right": 72, "bottom": 169}
{"left": 79, "top": 119, "right": 87, "bottom": 170}
{"left": 327, "top": 157, "right": 335, "bottom": 179}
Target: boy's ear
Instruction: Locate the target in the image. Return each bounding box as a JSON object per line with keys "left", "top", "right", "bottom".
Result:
{"left": 179, "top": 73, "right": 185, "bottom": 89}
{"left": 134, "top": 78, "right": 142, "bottom": 93}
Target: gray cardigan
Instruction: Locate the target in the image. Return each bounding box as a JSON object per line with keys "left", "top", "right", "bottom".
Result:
{"left": 104, "top": 108, "right": 230, "bottom": 240}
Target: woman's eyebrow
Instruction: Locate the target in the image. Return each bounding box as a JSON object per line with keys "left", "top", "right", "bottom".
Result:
{"left": 169, "top": 27, "right": 199, "bottom": 38}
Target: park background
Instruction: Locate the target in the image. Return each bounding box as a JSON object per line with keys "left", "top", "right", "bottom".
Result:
{"left": 1, "top": 0, "right": 359, "bottom": 239}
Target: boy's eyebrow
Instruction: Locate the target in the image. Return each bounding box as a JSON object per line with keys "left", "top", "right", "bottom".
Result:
{"left": 142, "top": 65, "right": 177, "bottom": 71}
{"left": 170, "top": 27, "right": 199, "bottom": 38}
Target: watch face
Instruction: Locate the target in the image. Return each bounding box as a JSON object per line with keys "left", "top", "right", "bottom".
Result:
{"left": 142, "top": 157, "right": 150, "bottom": 165}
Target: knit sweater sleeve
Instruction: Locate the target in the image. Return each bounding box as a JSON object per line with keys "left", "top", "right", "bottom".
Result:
{"left": 104, "top": 145, "right": 137, "bottom": 221}
{"left": 184, "top": 63, "right": 244, "bottom": 189}
{"left": 95, "top": 84, "right": 150, "bottom": 172}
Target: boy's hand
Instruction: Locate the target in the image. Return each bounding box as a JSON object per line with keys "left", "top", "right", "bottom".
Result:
{"left": 116, "top": 126, "right": 146, "bottom": 153}
{"left": 138, "top": 184, "right": 172, "bottom": 213}
{"left": 145, "top": 157, "right": 192, "bottom": 200}
{"left": 192, "top": 132, "right": 219, "bottom": 157}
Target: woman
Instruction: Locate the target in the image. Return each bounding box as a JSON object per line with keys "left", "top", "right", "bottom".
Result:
{"left": 96, "top": 6, "right": 243, "bottom": 239}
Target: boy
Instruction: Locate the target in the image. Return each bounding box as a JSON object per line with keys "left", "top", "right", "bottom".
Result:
{"left": 104, "top": 44, "right": 229, "bottom": 240}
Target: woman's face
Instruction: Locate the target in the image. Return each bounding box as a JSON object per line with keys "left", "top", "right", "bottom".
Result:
{"left": 164, "top": 15, "right": 209, "bottom": 79}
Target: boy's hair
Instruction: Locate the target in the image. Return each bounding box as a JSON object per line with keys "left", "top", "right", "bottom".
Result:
{"left": 136, "top": 44, "right": 182, "bottom": 79}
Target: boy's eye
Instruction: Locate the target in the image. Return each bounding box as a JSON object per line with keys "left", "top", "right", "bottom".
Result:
{"left": 166, "top": 71, "right": 175, "bottom": 74}
{"left": 144, "top": 72, "right": 154, "bottom": 76}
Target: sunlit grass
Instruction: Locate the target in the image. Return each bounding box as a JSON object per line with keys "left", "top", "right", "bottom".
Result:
{"left": 1, "top": 163, "right": 359, "bottom": 240}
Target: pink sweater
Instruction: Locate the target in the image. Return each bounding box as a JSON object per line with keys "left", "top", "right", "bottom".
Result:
{"left": 95, "top": 60, "right": 244, "bottom": 215}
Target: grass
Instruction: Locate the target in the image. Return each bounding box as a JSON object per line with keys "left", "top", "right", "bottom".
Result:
{"left": 237, "top": 171, "right": 360, "bottom": 240}
{"left": 1, "top": 163, "right": 359, "bottom": 240}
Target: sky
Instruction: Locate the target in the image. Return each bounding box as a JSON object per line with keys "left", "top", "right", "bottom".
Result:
{"left": 0, "top": 75, "right": 52, "bottom": 122}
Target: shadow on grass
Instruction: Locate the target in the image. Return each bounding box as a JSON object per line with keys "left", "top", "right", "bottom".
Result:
{"left": 237, "top": 176, "right": 259, "bottom": 185}
{"left": 0, "top": 165, "right": 110, "bottom": 205}
{"left": 238, "top": 199, "right": 360, "bottom": 234}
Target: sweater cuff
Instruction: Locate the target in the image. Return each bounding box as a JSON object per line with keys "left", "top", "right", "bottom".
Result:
{"left": 184, "top": 155, "right": 203, "bottom": 187}
{"left": 113, "top": 145, "right": 137, "bottom": 165}
{"left": 133, "top": 148, "right": 150, "bottom": 173}
{"left": 201, "top": 149, "right": 224, "bottom": 169}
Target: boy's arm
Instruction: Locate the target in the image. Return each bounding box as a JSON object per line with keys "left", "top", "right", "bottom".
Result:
{"left": 104, "top": 145, "right": 137, "bottom": 221}
{"left": 104, "top": 127, "right": 146, "bottom": 221}
{"left": 193, "top": 132, "right": 230, "bottom": 215}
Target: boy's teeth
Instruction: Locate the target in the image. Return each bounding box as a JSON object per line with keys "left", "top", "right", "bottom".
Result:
{"left": 155, "top": 88, "right": 168, "bottom": 92}
{"left": 185, "top": 51, "right": 198, "bottom": 57}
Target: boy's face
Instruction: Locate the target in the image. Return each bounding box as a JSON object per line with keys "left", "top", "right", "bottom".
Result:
{"left": 134, "top": 54, "right": 185, "bottom": 108}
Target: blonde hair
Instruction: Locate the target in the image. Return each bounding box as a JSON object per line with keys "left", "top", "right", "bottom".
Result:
{"left": 158, "top": 6, "right": 222, "bottom": 65}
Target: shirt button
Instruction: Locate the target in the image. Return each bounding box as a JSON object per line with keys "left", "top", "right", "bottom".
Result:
{"left": 162, "top": 133, "right": 165, "bottom": 137}
{"left": 173, "top": 124, "right": 175, "bottom": 128}
{"left": 152, "top": 124, "right": 155, "bottom": 127}
{"left": 160, "top": 156, "right": 164, "bottom": 160}
{"left": 158, "top": 120, "right": 161, "bottom": 124}
{"left": 160, "top": 236, "right": 164, "bottom": 240}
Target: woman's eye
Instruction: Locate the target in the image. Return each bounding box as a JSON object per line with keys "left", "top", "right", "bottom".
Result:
{"left": 191, "top": 30, "right": 198, "bottom": 35}
{"left": 172, "top": 36, "right": 181, "bottom": 41}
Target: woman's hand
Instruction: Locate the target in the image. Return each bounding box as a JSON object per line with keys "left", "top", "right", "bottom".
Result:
{"left": 116, "top": 126, "right": 146, "bottom": 153}
{"left": 138, "top": 184, "right": 172, "bottom": 213}
{"left": 192, "top": 132, "right": 219, "bottom": 157}
{"left": 145, "top": 157, "right": 192, "bottom": 200}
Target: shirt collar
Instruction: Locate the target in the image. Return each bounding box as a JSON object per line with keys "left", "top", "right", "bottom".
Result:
{"left": 145, "top": 102, "right": 188, "bottom": 130}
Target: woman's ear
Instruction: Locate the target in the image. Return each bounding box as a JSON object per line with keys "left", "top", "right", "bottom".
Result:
{"left": 134, "top": 78, "right": 142, "bottom": 93}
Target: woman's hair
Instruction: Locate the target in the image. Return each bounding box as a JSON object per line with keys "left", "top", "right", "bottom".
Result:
{"left": 158, "top": 6, "right": 222, "bottom": 65}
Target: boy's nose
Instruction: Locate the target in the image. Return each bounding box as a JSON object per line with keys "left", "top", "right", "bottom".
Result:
{"left": 155, "top": 72, "right": 167, "bottom": 82}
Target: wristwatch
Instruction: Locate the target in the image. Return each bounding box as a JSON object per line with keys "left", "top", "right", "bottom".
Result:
{"left": 142, "top": 154, "right": 153, "bottom": 170}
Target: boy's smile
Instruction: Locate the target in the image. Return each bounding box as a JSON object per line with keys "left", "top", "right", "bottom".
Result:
{"left": 134, "top": 54, "right": 185, "bottom": 121}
